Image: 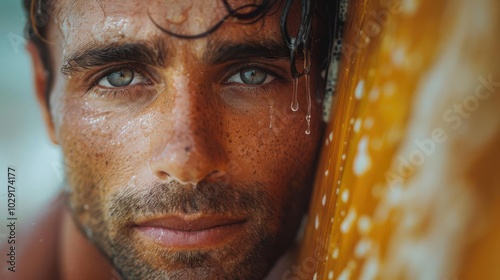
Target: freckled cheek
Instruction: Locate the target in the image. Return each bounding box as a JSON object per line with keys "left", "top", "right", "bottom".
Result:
{"left": 58, "top": 105, "right": 151, "bottom": 192}
{"left": 225, "top": 105, "right": 319, "bottom": 187}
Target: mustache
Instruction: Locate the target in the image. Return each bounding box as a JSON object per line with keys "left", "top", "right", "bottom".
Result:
{"left": 106, "top": 181, "right": 273, "bottom": 224}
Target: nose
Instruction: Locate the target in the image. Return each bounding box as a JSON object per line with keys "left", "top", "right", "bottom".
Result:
{"left": 151, "top": 133, "right": 228, "bottom": 184}
{"left": 149, "top": 75, "right": 228, "bottom": 184}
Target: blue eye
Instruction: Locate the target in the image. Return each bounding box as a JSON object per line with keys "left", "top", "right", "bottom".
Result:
{"left": 98, "top": 68, "right": 147, "bottom": 88}
{"left": 227, "top": 68, "right": 275, "bottom": 85}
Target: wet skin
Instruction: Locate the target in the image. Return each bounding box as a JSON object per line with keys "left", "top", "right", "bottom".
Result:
{"left": 32, "top": 0, "right": 325, "bottom": 279}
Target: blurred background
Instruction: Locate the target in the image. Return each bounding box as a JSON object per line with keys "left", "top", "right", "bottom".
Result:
{"left": 0, "top": 1, "right": 61, "bottom": 239}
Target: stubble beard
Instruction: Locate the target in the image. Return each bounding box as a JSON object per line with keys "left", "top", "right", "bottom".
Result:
{"left": 67, "top": 180, "right": 310, "bottom": 280}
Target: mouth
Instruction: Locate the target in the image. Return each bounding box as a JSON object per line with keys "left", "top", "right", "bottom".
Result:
{"left": 133, "top": 215, "right": 247, "bottom": 249}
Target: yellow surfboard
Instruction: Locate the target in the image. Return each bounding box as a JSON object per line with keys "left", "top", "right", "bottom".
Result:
{"left": 294, "top": 0, "right": 500, "bottom": 279}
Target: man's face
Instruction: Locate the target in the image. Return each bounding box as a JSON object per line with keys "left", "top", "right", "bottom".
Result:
{"left": 43, "top": 0, "right": 323, "bottom": 279}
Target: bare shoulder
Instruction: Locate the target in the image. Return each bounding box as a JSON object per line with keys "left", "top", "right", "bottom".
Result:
{"left": 0, "top": 194, "right": 64, "bottom": 280}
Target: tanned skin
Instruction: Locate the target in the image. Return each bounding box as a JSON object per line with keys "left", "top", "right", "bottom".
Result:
{"left": 1, "top": 1, "right": 325, "bottom": 279}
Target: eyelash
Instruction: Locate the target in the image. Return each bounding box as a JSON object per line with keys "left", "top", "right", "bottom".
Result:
{"left": 84, "top": 63, "right": 285, "bottom": 99}
{"left": 223, "top": 64, "right": 282, "bottom": 84}
{"left": 84, "top": 64, "right": 154, "bottom": 98}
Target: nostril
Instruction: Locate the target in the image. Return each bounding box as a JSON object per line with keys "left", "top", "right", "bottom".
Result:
{"left": 207, "top": 170, "right": 225, "bottom": 180}
{"left": 156, "top": 171, "right": 169, "bottom": 181}
{"left": 150, "top": 140, "right": 228, "bottom": 184}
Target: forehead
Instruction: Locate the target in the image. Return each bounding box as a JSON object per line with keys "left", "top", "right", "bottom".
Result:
{"left": 52, "top": 0, "right": 288, "bottom": 60}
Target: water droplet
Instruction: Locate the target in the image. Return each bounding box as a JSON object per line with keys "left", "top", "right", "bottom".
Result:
{"left": 354, "top": 118, "right": 362, "bottom": 133}
{"left": 304, "top": 49, "right": 312, "bottom": 135}
{"left": 268, "top": 99, "right": 274, "bottom": 129}
{"left": 353, "top": 136, "right": 371, "bottom": 176}
{"left": 332, "top": 246, "right": 340, "bottom": 259}
{"left": 341, "top": 209, "right": 357, "bottom": 233}
{"left": 341, "top": 189, "right": 350, "bottom": 203}
{"left": 291, "top": 78, "right": 299, "bottom": 111}
{"left": 305, "top": 115, "right": 311, "bottom": 135}
{"left": 140, "top": 118, "right": 152, "bottom": 136}
{"left": 304, "top": 87, "right": 311, "bottom": 135}
{"left": 354, "top": 239, "right": 372, "bottom": 258}
{"left": 357, "top": 215, "right": 373, "bottom": 234}
{"left": 355, "top": 80, "right": 365, "bottom": 100}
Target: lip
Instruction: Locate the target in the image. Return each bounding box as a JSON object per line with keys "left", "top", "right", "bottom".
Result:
{"left": 133, "top": 215, "right": 247, "bottom": 249}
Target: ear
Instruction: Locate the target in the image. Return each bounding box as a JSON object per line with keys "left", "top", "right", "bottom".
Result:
{"left": 26, "top": 41, "right": 58, "bottom": 145}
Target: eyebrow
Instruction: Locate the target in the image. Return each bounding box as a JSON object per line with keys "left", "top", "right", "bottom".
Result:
{"left": 61, "top": 37, "right": 167, "bottom": 76}
{"left": 61, "top": 37, "right": 292, "bottom": 76}
{"left": 205, "top": 39, "right": 291, "bottom": 64}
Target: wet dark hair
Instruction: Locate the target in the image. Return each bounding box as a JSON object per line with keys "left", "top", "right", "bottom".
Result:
{"left": 23, "top": 0, "right": 338, "bottom": 104}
